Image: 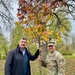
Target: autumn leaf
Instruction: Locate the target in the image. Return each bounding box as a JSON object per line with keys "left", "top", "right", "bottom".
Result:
{"left": 26, "top": 5, "right": 33, "bottom": 13}
{"left": 19, "top": 0, "right": 25, "bottom": 3}
{"left": 60, "top": 27, "right": 65, "bottom": 34}
{"left": 21, "top": 20, "right": 26, "bottom": 24}
{"left": 42, "top": 4, "right": 47, "bottom": 10}
{"left": 17, "top": 12, "right": 21, "bottom": 17}
{"left": 41, "top": 36, "right": 48, "bottom": 41}
{"left": 57, "top": 35, "right": 61, "bottom": 39}
{"left": 15, "top": 22, "right": 20, "bottom": 26}
{"left": 51, "top": 2, "right": 56, "bottom": 6}
{"left": 46, "top": 14, "right": 51, "bottom": 22}
{"left": 28, "top": 14, "right": 33, "bottom": 21}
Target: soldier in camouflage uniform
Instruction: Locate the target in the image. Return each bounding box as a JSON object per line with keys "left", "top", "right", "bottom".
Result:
{"left": 40, "top": 39, "right": 65, "bottom": 75}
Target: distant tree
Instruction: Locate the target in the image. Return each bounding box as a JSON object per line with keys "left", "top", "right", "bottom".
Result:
{"left": 0, "top": 33, "right": 8, "bottom": 59}
{"left": 71, "top": 34, "right": 75, "bottom": 50}
{"left": 0, "top": 0, "right": 13, "bottom": 23}
{"left": 0, "top": 0, "right": 16, "bottom": 37}
{"left": 10, "top": 23, "right": 24, "bottom": 50}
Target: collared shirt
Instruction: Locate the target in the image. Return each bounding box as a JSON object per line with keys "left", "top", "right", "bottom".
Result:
{"left": 20, "top": 48, "right": 28, "bottom": 75}
{"left": 20, "top": 49, "right": 25, "bottom": 55}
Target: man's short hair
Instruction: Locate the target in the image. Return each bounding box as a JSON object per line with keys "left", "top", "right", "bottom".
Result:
{"left": 20, "top": 37, "right": 27, "bottom": 41}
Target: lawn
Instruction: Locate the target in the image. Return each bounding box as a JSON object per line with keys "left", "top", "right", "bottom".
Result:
{"left": 0, "top": 60, "right": 5, "bottom": 75}
{"left": 65, "top": 58, "right": 75, "bottom": 75}
{"left": 0, "top": 56, "right": 75, "bottom": 75}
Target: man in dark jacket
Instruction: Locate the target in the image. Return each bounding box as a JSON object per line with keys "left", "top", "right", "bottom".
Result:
{"left": 5, "top": 38, "right": 41, "bottom": 75}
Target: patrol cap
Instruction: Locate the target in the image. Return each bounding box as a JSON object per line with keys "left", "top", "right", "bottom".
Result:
{"left": 48, "top": 39, "right": 56, "bottom": 46}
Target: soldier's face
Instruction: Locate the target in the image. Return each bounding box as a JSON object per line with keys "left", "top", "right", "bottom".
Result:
{"left": 19, "top": 39, "right": 27, "bottom": 50}
{"left": 48, "top": 45, "right": 55, "bottom": 53}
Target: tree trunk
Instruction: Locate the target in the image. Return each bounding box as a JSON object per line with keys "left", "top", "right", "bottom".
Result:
{"left": 41, "top": 42, "right": 48, "bottom": 61}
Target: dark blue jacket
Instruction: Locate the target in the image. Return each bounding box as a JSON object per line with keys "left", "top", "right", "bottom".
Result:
{"left": 4, "top": 46, "right": 39, "bottom": 75}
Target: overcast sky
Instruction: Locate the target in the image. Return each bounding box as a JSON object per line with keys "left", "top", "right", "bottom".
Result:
{"left": 70, "top": 20, "right": 75, "bottom": 34}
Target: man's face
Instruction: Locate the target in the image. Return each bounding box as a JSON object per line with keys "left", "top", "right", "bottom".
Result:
{"left": 48, "top": 45, "right": 55, "bottom": 53}
{"left": 19, "top": 39, "right": 27, "bottom": 49}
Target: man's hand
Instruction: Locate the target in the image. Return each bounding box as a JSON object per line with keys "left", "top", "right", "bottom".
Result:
{"left": 39, "top": 47, "right": 42, "bottom": 52}
{"left": 38, "top": 56, "right": 42, "bottom": 61}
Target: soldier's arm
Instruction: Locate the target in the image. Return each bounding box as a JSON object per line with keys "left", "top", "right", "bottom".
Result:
{"left": 56, "top": 53, "right": 65, "bottom": 75}
{"left": 38, "top": 56, "right": 47, "bottom": 67}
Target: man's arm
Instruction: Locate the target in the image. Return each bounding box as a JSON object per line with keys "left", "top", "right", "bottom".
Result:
{"left": 4, "top": 50, "right": 13, "bottom": 75}
{"left": 56, "top": 54, "right": 65, "bottom": 75}
{"left": 28, "top": 49, "right": 40, "bottom": 60}
{"left": 38, "top": 55, "right": 47, "bottom": 67}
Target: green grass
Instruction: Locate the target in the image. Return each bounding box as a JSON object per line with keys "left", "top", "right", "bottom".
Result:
{"left": 31, "top": 58, "right": 75, "bottom": 75}
{"left": 0, "top": 56, "right": 75, "bottom": 75}
{"left": 65, "top": 58, "right": 75, "bottom": 75}
{"left": 64, "top": 55, "right": 75, "bottom": 58}
{"left": 30, "top": 60, "right": 46, "bottom": 75}
{"left": 64, "top": 53, "right": 75, "bottom": 58}
{"left": 0, "top": 60, "right": 5, "bottom": 75}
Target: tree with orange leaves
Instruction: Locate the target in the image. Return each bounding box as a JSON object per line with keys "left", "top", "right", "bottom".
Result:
{"left": 16, "top": 0, "right": 73, "bottom": 75}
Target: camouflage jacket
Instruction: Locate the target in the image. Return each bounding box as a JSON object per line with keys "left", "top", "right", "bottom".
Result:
{"left": 45, "top": 50, "right": 65, "bottom": 75}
